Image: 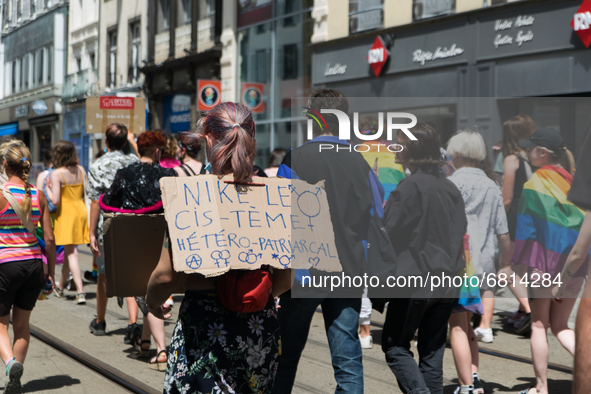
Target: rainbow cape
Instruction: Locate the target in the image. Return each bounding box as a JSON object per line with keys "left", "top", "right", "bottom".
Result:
{"left": 511, "top": 165, "right": 589, "bottom": 277}
{"left": 360, "top": 142, "right": 405, "bottom": 202}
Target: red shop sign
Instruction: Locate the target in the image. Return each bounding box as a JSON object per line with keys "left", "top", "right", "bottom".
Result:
{"left": 572, "top": 0, "right": 591, "bottom": 48}
{"left": 99, "top": 96, "right": 135, "bottom": 110}
{"left": 367, "top": 36, "right": 390, "bottom": 77}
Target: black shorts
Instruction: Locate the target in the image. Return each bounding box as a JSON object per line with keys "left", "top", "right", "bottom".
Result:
{"left": 0, "top": 259, "right": 44, "bottom": 316}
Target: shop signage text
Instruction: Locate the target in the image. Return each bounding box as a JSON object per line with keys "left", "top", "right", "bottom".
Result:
{"left": 367, "top": 36, "right": 389, "bottom": 77}
{"left": 324, "top": 63, "right": 347, "bottom": 77}
{"left": 572, "top": 0, "right": 591, "bottom": 48}
{"left": 412, "top": 44, "right": 464, "bottom": 66}
{"left": 99, "top": 97, "right": 135, "bottom": 110}
{"left": 493, "top": 15, "right": 535, "bottom": 49}
{"left": 15, "top": 105, "right": 28, "bottom": 118}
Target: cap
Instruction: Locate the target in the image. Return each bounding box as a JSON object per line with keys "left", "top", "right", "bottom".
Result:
{"left": 518, "top": 127, "right": 564, "bottom": 151}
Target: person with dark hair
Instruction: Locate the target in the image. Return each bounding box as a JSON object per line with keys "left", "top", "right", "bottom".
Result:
{"left": 87, "top": 123, "right": 139, "bottom": 336}
{"left": 510, "top": 128, "right": 584, "bottom": 394}
{"left": 174, "top": 131, "right": 203, "bottom": 177}
{"left": 501, "top": 115, "right": 536, "bottom": 332}
{"left": 381, "top": 123, "right": 467, "bottom": 394}
{"left": 146, "top": 102, "right": 291, "bottom": 393}
{"left": 100, "top": 131, "right": 176, "bottom": 370}
{"left": 264, "top": 149, "right": 286, "bottom": 177}
{"left": 0, "top": 140, "right": 56, "bottom": 394}
{"left": 45, "top": 141, "right": 89, "bottom": 305}
{"left": 274, "top": 89, "right": 384, "bottom": 394}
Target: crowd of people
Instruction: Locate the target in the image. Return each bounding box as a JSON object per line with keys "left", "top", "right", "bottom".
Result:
{"left": 0, "top": 89, "right": 588, "bottom": 394}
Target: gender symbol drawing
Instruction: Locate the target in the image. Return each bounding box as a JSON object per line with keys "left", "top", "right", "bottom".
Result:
{"left": 186, "top": 254, "right": 202, "bottom": 270}
{"left": 272, "top": 253, "right": 294, "bottom": 268}
{"left": 238, "top": 249, "right": 263, "bottom": 265}
{"left": 292, "top": 186, "right": 323, "bottom": 230}
{"left": 211, "top": 250, "right": 231, "bottom": 268}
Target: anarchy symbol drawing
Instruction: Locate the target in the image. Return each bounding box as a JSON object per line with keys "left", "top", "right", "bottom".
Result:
{"left": 292, "top": 186, "right": 323, "bottom": 230}
{"left": 186, "top": 254, "right": 202, "bottom": 270}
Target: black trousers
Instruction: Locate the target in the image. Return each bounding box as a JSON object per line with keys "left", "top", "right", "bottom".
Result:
{"left": 381, "top": 298, "right": 454, "bottom": 394}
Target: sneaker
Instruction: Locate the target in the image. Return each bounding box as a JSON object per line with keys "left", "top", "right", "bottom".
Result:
{"left": 453, "top": 385, "right": 474, "bottom": 394}
{"left": 515, "top": 313, "right": 532, "bottom": 335}
{"left": 359, "top": 335, "right": 373, "bottom": 349}
{"left": 65, "top": 273, "right": 74, "bottom": 291}
{"left": 89, "top": 319, "right": 106, "bottom": 336}
{"left": 84, "top": 271, "right": 97, "bottom": 284}
{"left": 4, "top": 359, "right": 23, "bottom": 394}
{"left": 74, "top": 293, "right": 86, "bottom": 305}
{"left": 473, "top": 374, "right": 484, "bottom": 394}
{"left": 125, "top": 323, "right": 142, "bottom": 345}
{"left": 473, "top": 327, "right": 494, "bottom": 343}
{"left": 508, "top": 310, "right": 527, "bottom": 324}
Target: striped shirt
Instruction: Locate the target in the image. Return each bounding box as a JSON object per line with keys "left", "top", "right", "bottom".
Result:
{"left": 0, "top": 183, "right": 42, "bottom": 264}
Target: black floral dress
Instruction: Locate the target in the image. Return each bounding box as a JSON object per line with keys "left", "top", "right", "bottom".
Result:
{"left": 163, "top": 291, "right": 281, "bottom": 394}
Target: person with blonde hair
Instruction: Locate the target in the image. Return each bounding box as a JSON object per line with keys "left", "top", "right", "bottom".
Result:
{"left": 0, "top": 141, "right": 56, "bottom": 394}
{"left": 446, "top": 130, "right": 512, "bottom": 394}
{"left": 45, "top": 141, "right": 89, "bottom": 304}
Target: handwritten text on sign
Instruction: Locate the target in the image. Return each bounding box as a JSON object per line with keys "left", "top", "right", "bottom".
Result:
{"left": 160, "top": 175, "right": 341, "bottom": 276}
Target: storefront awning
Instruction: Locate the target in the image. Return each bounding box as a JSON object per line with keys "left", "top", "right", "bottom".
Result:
{"left": 0, "top": 123, "right": 17, "bottom": 136}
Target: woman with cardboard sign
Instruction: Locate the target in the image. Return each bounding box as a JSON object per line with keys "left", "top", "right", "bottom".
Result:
{"left": 100, "top": 131, "right": 176, "bottom": 371}
{"left": 146, "top": 102, "right": 291, "bottom": 394}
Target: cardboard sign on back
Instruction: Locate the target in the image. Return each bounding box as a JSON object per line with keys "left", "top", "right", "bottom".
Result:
{"left": 103, "top": 213, "right": 184, "bottom": 297}
{"left": 86, "top": 97, "right": 146, "bottom": 134}
{"left": 160, "top": 175, "right": 342, "bottom": 276}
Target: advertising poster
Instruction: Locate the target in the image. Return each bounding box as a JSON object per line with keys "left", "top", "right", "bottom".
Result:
{"left": 85, "top": 96, "right": 146, "bottom": 134}
{"left": 197, "top": 80, "right": 222, "bottom": 111}
{"left": 241, "top": 82, "right": 265, "bottom": 113}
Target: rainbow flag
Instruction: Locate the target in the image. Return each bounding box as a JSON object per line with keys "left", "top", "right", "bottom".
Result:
{"left": 360, "top": 142, "right": 405, "bottom": 202}
{"left": 511, "top": 165, "right": 589, "bottom": 277}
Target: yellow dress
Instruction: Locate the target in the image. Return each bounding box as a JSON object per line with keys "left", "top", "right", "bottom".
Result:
{"left": 54, "top": 168, "right": 90, "bottom": 245}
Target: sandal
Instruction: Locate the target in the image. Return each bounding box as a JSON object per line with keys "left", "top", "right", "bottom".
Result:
{"left": 136, "top": 339, "right": 151, "bottom": 358}
{"left": 149, "top": 350, "right": 167, "bottom": 372}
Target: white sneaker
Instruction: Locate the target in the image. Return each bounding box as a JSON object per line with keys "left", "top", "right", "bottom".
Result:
{"left": 359, "top": 335, "right": 373, "bottom": 349}
{"left": 473, "top": 327, "right": 493, "bottom": 343}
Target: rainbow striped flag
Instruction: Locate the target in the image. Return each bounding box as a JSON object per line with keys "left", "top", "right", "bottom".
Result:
{"left": 360, "top": 142, "right": 406, "bottom": 202}
{"left": 512, "top": 165, "right": 590, "bottom": 277}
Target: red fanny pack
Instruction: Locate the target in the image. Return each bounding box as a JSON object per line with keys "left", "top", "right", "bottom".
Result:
{"left": 217, "top": 267, "right": 273, "bottom": 313}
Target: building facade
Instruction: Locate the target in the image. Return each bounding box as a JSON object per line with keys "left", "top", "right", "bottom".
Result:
{"left": 310, "top": 0, "right": 591, "bottom": 158}
{"left": 0, "top": 0, "right": 68, "bottom": 163}
{"left": 93, "top": 0, "right": 148, "bottom": 153}
{"left": 142, "top": 0, "right": 222, "bottom": 137}
{"left": 220, "top": 0, "right": 314, "bottom": 167}
{"left": 62, "top": 0, "right": 99, "bottom": 170}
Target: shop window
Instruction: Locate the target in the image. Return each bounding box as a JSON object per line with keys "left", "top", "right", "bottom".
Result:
{"left": 158, "top": 0, "right": 170, "bottom": 32}
{"left": 412, "top": 0, "right": 455, "bottom": 21}
{"left": 254, "top": 49, "right": 269, "bottom": 83}
{"left": 283, "top": 44, "right": 298, "bottom": 80}
{"left": 47, "top": 45, "right": 53, "bottom": 83}
{"left": 108, "top": 30, "right": 117, "bottom": 88}
{"left": 349, "top": 0, "right": 383, "bottom": 34}
{"left": 129, "top": 21, "right": 141, "bottom": 84}
{"left": 180, "top": 0, "right": 191, "bottom": 24}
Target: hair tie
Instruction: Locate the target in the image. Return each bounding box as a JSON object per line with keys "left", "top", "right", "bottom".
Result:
{"left": 232, "top": 124, "right": 241, "bottom": 128}
{"left": 21, "top": 158, "right": 27, "bottom": 162}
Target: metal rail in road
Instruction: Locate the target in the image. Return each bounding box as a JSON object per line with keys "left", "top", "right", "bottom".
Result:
{"left": 28, "top": 322, "right": 161, "bottom": 394}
